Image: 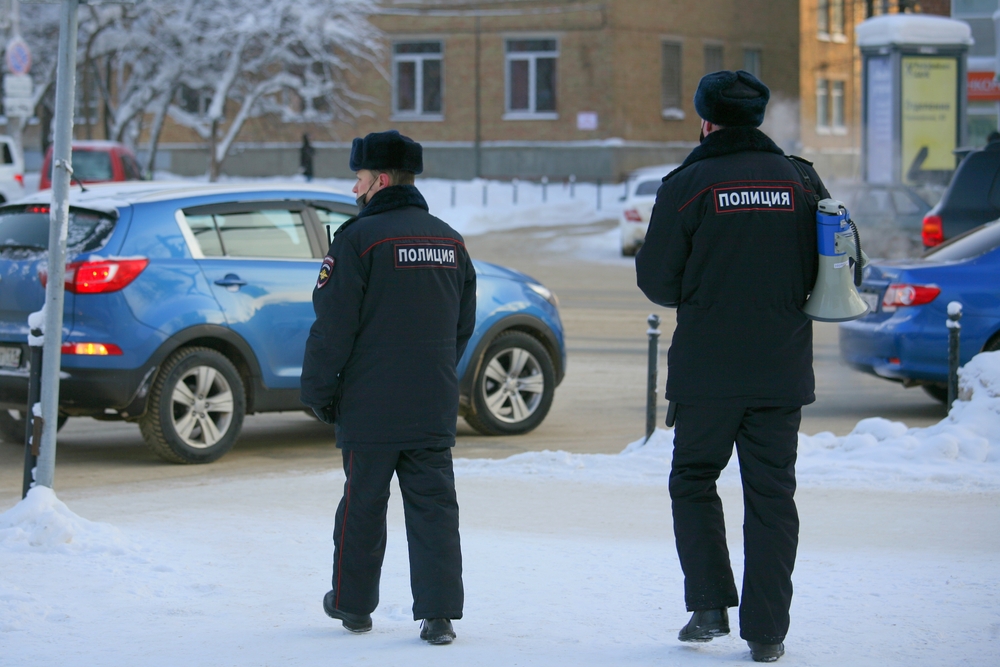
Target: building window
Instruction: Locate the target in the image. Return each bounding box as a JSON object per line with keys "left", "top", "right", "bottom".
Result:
{"left": 393, "top": 41, "right": 443, "bottom": 118}
{"left": 175, "top": 85, "right": 211, "bottom": 116}
{"left": 743, "top": 49, "right": 762, "bottom": 79}
{"left": 831, "top": 0, "right": 845, "bottom": 37}
{"left": 952, "top": 0, "right": 998, "bottom": 17}
{"left": 661, "top": 42, "right": 684, "bottom": 120}
{"left": 831, "top": 81, "right": 846, "bottom": 132}
{"left": 704, "top": 44, "right": 724, "bottom": 75}
{"left": 818, "top": 0, "right": 830, "bottom": 36}
{"left": 816, "top": 79, "right": 830, "bottom": 131}
{"left": 505, "top": 38, "right": 558, "bottom": 118}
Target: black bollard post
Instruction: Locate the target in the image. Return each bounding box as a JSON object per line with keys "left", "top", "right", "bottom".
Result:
{"left": 646, "top": 313, "right": 661, "bottom": 443}
{"left": 23, "top": 328, "right": 44, "bottom": 498}
{"left": 947, "top": 301, "right": 962, "bottom": 409}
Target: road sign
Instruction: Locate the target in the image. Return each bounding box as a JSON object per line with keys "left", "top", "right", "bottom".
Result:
{"left": 4, "top": 74, "right": 32, "bottom": 97}
{"left": 3, "top": 96, "right": 34, "bottom": 117}
{"left": 5, "top": 37, "right": 32, "bottom": 76}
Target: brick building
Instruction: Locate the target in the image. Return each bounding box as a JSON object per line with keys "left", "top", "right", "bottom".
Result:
{"left": 156, "top": 0, "right": 802, "bottom": 180}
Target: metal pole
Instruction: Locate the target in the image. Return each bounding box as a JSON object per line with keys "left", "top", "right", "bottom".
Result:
{"left": 35, "top": 0, "right": 80, "bottom": 489}
{"left": 645, "top": 313, "right": 661, "bottom": 442}
{"left": 569, "top": 174, "right": 576, "bottom": 198}
{"left": 596, "top": 178, "right": 602, "bottom": 210}
{"left": 512, "top": 178, "right": 518, "bottom": 205}
{"left": 541, "top": 176, "right": 548, "bottom": 202}
{"left": 22, "top": 330, "right": 43, "bottom": 498}
{"left": 947, "top": 301, "right": 962, "bottom": 409}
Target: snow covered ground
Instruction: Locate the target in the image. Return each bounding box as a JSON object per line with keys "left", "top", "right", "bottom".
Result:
{"left": 3, "top": 353, "right": 999, "bottom": 665}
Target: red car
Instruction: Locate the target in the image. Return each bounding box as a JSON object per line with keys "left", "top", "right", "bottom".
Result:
{"left": 39, "top": 140, "right": 146, "bottom": 190}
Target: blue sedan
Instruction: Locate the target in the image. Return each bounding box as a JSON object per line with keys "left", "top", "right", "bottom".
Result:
{"left": 0, "top": 182, "right": 565, "bottom": 462}
{"left": 839, "top": 220, "right": 1000, "bottom": 402}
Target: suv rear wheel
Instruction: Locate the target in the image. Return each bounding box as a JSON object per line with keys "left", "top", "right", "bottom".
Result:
{"left": 140, "top": 347, "right": 245, "bottom": 463}
{"left": 0, "top": 409, "right": 67, "bottom": 444}
{"left": 465, "top": 331, "right": 555, "bottom": 436}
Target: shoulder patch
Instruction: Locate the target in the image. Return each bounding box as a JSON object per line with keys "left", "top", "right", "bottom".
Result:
{"left": 316, "top": 255, "right": 335, "bottom": 289}
{"left": 394, "top": 242, "right": 458, "bottom": 269}
{"left": 714, "top": 185, "right": 795, "bottom": 214}
{"left": 788, "top": 154, "right": 814, "bottom": 166}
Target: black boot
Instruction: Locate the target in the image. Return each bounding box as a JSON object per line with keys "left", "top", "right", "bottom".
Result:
{"left": 419, "top": 618, "right": 456, "bottom": 645}
{"left": 748, "top": 641, "right": 785, "bottom": 662}
{"left": 323, "top": 590, "right": 372, "bottom": 633}
{"left": 678, "top": 608, "right": 730, "bottom": 642}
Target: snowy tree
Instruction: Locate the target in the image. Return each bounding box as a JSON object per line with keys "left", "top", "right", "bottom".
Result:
{"left": 157, "top": 0, "right": 384, "bottom": 180}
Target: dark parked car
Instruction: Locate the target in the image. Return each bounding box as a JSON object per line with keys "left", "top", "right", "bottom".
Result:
{"left": 828, "top": 182, "right": 930, "bottom": 258}
{"left": 839, "top": 220, "right": 1000, "bottom": 402}
{"left": 0, "top": 182, "right": 566, "bottom": 463}
{"left": 921, "top": 142, "right": 1000, "bottom": 248}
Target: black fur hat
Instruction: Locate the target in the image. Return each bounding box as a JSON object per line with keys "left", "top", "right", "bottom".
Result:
{"left": 349, "top": 130, "right": 423, "bottom": 174}
{"left": 694, "top": 70, "right": 770, "bottom": 128}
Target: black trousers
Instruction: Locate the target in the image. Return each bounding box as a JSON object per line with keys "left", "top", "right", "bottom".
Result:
{"left": 670, "top": 404, "right": 800, "bottom": 644}
{"left": 329, "top": 447, "right": 464, "bottom": 621}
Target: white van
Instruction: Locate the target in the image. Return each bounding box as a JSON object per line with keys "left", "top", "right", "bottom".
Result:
{"left": 0, "top": 136, "right": 26, "bottom": 203}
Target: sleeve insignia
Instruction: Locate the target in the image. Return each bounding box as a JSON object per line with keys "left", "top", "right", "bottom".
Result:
{"left": 316, "top": 256, "right": 335, "bottom": 289}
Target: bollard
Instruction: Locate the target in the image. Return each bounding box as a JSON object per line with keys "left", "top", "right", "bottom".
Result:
{"left": 947, "top": 301, "right": 962, "bottom": 409}
{"left": 645, "top": 313, "right": 661, "bottom": 442}
{"left": 541, "top": 176, "right": 548, "bottom": 203}
{"left": 512, "top": 178, "right": 518, "bottom": 205}
{"left": 451, "top": 184, "right": 456, "bottom": 208}
{"left": 596, "top": 178, "right": 602, "bottom": 210}
{"left": 482, "top": 183, "right": 488, "bottom": 206}
{"left": 23, "top": 328, "right": 44, "bottom": 498}
{"left": 569, "top": 174, "right": 576, "bottom": 198}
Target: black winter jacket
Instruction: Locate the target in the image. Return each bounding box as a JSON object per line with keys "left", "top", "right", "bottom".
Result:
{"left": 300, "top": 185, "right": 477, "bottom": 450}
{"left": 636, "top": 127, "right": 828, "bottom": 407}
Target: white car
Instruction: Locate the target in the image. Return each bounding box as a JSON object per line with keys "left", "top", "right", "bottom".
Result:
{"left": 0, "top": 135, "right": 26, "bottom": 204}
{"left": 619, "top": 163, "right": 678, "bottom": 256}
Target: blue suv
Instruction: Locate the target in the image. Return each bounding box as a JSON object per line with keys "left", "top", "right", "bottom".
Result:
{"left": 0, "top": 183, "right": 565, "bottom": 463}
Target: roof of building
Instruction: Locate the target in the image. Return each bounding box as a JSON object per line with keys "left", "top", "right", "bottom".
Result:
{"left": 856, "top": 14, "right": 974, "bottom": 48}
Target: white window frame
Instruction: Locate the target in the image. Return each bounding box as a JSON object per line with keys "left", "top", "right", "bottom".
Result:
{"left": 831, "top": 80, "right": 847, "bottom": 134}
{"left": 816, "top": 79, "right": 831, "bottom": 133}
{"left": 503, "top": 37, "right": 559, "bottom": 120}
{"left": 391, "top": 40, "right": 444, "bottom": 121}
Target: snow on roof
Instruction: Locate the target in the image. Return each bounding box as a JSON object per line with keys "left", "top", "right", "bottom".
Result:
{"left": 856, "top": 14, "right": 974, "bottom": 48}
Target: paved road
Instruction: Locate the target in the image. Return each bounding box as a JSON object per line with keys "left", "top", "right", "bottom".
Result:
{"left": 0, "top": 220, "right": 946, "bottom": 503}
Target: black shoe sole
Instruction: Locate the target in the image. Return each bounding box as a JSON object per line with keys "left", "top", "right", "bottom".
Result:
{"left": 422, "top": 634, "right": 455, "bottom": 645}
{"left": 323, "top": 599, "right": 372, "bottom": 633}
{"left": 678, "top": 627, "right": 730, "bottom": 643}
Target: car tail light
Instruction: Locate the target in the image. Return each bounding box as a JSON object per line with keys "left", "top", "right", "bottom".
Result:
{"left": 922, "top": 214, "right": 944, "bottom": 247}
{"left": 40, "top": 258, "right": 148, "bottom": 294}
{"left": 25, "top": 204, "right": 50, "bottom": 214}
{"left": 623, "top": 208, "right": 643, "bottom": 222}
{"left": 881, "top": 283, "right": 941, "bottom": 311}
{"left": 14, "top": 174, "right": 24, "bottom": 187}
{"left": 61, "top": 342, "right": 123, "bottom": 356}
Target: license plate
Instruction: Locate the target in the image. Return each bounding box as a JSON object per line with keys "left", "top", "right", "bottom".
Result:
{"left": 0, "top": 345, "right": 22, "bottom": 368}
{"left": 859, "top": 291, "right": 880, "bottom": 313}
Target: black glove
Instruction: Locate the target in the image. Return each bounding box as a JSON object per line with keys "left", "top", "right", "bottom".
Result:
{"left": 312, "top": 405, "right": 336, "bottom": 425}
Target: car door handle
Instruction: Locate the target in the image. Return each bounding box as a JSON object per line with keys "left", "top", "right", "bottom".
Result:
{"left": 214, "top": 274, "right": 247, "bottom": 290}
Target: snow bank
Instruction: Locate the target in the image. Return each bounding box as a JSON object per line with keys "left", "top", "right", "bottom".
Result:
{"left": 456, "top": 351, "right": 1000, "bottom": 492}
{"left": 0, "top": 487, "right": 133, "bottom": 555}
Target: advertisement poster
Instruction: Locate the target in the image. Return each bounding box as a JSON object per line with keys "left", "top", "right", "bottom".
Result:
{"left": 866, "top": 57, "right": 895, "bottom": 184}
{"left": 901, "top": 57, "right": 957, "bottom": 184}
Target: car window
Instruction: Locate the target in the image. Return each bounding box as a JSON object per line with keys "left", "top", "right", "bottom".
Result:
{"left": 214, "top": 209, "right": 312, "bottom": 259}
{"left": 184, "top": 214, "right": 225, "bottom": 257}
{"left": 891, "top": 190, "right": 921, "bottom": 215}
{"left": 852, "top": 189, "right": 892, "bottom": 215}
{"left": 122, "top": 155, "right": 143, "bottom": 181}
{"left": 313, "top": 207, "right": 352, "bottom": 235}
{"left": 925, "top": 221, "right": 1000, "bottom": 261}
{"left": 0, "top": 205, "right": 117, "bottom": 258}
{"left": 946, "top": 151, "right": 1000, "bottom": 209}
{"left": 2, "top": 143, "right": 12, "bottom": 165}
{"left": 71, "top": 150, "right": 114, "bottom": 181}
{"left": 989, "top": 169, "right": 1000, "bottom": 210}
{"left": 634, "top": 180, "right": 661, "bottom": 197}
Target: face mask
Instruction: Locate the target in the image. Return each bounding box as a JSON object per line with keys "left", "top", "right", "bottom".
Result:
{"left": 356, "top": 175, "right": 379, "bottom": 208}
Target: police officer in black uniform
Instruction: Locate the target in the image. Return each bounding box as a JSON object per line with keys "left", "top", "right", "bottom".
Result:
{"left": 636, "top": 71, "right": 829, "bottom": 663}
{"left": 301, "top": 130, "right": 476, "bottom": 645}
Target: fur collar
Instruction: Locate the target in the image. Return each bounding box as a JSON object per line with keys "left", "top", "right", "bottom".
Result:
{"left": 664, "top": 127, "right": 784, "bottom": 182}
{"left": 357, "top": 184, "right": 429, "bottom": 220}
